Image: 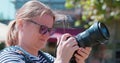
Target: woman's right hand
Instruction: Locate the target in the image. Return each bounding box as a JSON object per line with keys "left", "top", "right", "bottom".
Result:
{"left": 54, "top": 33, "right": 79, "bottom": 63}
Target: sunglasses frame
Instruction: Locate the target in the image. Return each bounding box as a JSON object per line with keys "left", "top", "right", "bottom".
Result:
{"left": 27, "top": 20, "right": 55, "bottom": 35}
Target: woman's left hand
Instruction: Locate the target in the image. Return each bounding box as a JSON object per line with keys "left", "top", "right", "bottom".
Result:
{"left": 74, "top": 47, "right": 92, "bottom": 63}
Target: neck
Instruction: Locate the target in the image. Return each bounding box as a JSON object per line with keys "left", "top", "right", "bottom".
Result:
{"left": 19, "top": 44, "right": 39, "bottom": 56}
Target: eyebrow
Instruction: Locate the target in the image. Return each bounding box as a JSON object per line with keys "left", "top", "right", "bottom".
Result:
{"left": 28, "top": 20, "right": 53, "bottom": 29}
{"left": 29, "top": 20, "right": 41, "bottom": 26}
{"left": 23, "top": 18, "right": 54, "bottom": 28}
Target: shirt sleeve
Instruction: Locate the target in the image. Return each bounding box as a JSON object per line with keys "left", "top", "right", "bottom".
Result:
{"left": 0, "top": 51, "right": 25, "bottom": 63}
{"left": 2, "top": 60, "right": 25, "bottom": 63}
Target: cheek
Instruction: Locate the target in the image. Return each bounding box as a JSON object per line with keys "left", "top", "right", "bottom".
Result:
{"left": 26, "top": 29, "right": 39, "bottom": 41}
{"left": 38, "top": 35, "right": 49, "bottom": 43}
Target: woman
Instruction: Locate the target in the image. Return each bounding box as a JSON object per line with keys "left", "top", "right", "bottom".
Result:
{"left": 0, "top": 1, "right": 91, "bottom": 63}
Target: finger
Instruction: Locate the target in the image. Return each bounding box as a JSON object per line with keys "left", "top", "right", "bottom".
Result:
{"left": 72, "top": 45, "right": 79, "bottom": 52}
{"left": 57, "top": 37, "right": 61, "bottom": 45}
{"left": 77, "top": 49, "right": 89, "bottom": 59}
{"left": 78, "top": 49, "right": 87, "bottom": 57}
{"left": 66, "top": 37, "right": 76, "bottom": 42}
{"left": 60, "top": 33, "right": 72, "bottom": 42}
{"left": 58, "top": 33, "right": 72, "bottom": 46}
{"left": 74, "top": 53, "right": 83, "bottom": 60}
{"left": 65, "top": 37, "right": 78, "bottom": 47}
{"left": 75, "top": 58, "right": 79, "bottom": 63}
{"left": 84, "top": 47, "right": 92, "bottom": 53}
{"left": 75, "top": 56, "right": 85, "bottom": 63}
{"left": 80, "top": 47, "right": 92, "bottom": 55}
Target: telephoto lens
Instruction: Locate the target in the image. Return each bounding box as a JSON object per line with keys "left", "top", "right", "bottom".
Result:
{"left": 75, "top": 22, "right": 110, "bottom": 47}
{"left": 70, "top": 22, "right": 110, "bottom": 63}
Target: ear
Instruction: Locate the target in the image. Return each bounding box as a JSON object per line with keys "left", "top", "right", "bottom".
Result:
{"left": 16, "top": 19, "right": 24, "bottom": 31}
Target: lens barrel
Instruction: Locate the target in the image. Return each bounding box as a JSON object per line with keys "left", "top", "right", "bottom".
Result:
{"left": 75, "top": 22, "right": 110, "bottom": 47}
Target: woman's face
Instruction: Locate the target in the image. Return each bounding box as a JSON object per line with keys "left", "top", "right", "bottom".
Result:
{"left": 20, "top": 14, "right": 54, "bottom": 49}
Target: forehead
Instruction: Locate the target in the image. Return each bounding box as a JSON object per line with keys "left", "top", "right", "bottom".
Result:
{"left": 31, "top": 14, "right": 54, "bottom": 27}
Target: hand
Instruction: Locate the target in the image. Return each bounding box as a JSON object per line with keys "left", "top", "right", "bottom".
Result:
{"left": 74, "top": 47, "right": 92, "bottom": 63}
{"left": 54, "top": 33, "right": 79, "bottom": 63}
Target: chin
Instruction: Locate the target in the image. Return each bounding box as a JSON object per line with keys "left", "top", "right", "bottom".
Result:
{"left": 37, "top": 42, "right": 47, "bottom": 49}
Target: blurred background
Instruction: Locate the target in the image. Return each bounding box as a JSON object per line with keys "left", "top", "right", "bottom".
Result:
{"left": 0, "top": 0, "right": 120, "bottom": 63}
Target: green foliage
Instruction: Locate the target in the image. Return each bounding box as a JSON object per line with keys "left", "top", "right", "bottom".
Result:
{"left": 65, "top": 1, "right": 74, "bottom": 9}
{"left": 65, "top": 0, "right": 120, "bottom": 24}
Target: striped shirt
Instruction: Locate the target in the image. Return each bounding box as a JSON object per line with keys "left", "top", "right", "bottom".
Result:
{"left": 0, "top": 46, "right": 55, "bottom": 63}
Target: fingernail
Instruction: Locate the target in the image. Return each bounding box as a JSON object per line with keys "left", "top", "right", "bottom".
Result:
{"left": 81, "top": 48, "right": 84, "bottom": 51}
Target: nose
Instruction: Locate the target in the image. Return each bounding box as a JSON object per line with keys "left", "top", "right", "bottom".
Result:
{"left": 43, "top": 31, "right": 50, "bottom": 37}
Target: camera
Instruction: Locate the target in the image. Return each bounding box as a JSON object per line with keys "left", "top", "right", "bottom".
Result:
{"left": 75, "top": 22, "right": 110, "bottom": 47}
{"left": 70, "top": 22, "right": 110, "bottom": 63}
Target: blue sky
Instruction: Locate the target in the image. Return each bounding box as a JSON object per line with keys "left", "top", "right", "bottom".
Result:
{"left": 0, "top": 0, "right": 15, "bottom": 20}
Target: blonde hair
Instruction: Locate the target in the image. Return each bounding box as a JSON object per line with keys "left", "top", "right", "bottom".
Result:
{"left": 6, "top": 1, "right": 55, "bottom": 46}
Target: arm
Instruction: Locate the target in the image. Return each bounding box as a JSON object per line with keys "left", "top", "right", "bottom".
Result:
{"left": 0, "top": 53, "right": 25, "bottom": 63}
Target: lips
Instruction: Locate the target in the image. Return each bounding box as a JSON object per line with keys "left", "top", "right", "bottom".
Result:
{"left": 40, "top": 39, "right": 45, "bottom": 42}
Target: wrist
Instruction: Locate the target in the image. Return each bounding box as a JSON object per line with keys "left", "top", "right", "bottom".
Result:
{"left": 78, "top": 61, "right": 85, "bottom": 63}
{"left": 54, "top": 58, "right": 69, "bottom": 63}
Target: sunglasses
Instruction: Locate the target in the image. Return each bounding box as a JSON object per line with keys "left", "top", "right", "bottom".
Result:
{"left": 28, "top": 20, "right": 55, "bottom": 35}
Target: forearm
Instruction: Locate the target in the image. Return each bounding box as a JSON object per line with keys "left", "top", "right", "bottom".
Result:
{"left": 54, "top": 60, "right": 85, "bottom": 63}
{"left": 54, "top": 58, "right": 69, "bottom": 63}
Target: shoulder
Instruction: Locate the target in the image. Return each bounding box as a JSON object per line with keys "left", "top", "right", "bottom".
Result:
{"left": 39, "top": 51, "right": 55, "bottom": 62}
{"left": 43, "top": 52, "right": 55, "bottom": 59}
{"left": 0, "top": 46, "right": 25, "bottom": 63}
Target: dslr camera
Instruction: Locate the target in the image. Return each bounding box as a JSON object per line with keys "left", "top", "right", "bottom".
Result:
{"left": 70, "top": 22, "right": 110, "bottom": 63}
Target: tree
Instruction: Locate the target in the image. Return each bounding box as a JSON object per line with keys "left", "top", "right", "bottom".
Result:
{"left": 65, "top": 1, "right": 120, "bottom": 63}
{"left": 65, "top": 0, "right": 120, "bottom": 24}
